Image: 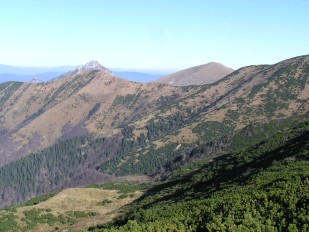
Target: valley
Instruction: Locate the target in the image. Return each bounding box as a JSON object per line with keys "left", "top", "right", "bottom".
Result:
{"left": 0, "top": 55, "right": 308, "bottom": 231}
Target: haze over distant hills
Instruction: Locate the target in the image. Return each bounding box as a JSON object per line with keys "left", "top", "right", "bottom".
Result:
{"left": 0, "top": 64, "right": 78, "bottom": 83}
{"left": 155, "top": 62, "right": 234, "bottom": 86}
{"left": 115, "top": 71, "right": 163, "bottom": 83}
{"left": 0, "top": 64, "right": 77, "bottom": 75}
{"left": 0, "top": 64, "right": 165, "bottom": 83}
{"left": 0, "top": 61, "right": 236, "bottom": 85}
{"left": 0, "top": 62, "right": 234, "bottom": 85}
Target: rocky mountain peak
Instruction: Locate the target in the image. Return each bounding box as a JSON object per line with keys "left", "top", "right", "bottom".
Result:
{"left": 30, "top": 76, "right": 43, "bottom": 83}
{"left": 77, "top": 61, "right": 112, "bottom": 74}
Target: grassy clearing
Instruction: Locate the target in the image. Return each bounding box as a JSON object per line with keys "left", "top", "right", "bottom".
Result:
{"left": 0, "top": 187, "right": 143, "bottom": 232}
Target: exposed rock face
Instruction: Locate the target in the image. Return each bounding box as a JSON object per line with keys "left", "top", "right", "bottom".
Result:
{"left": 30, "top": 76, "right": 43, "bottom": 83}
{"left": 76, "top": 61, "right": 112, "bottom": 74}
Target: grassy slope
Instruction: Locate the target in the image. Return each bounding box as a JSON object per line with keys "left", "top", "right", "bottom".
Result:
{"left": 0, "top": 118, "right": 308, "bottom": 232}
{"left": 0, "top": 186, "right": 143, "bottom": 232}
{"left": 1, "top": 56, "right": 308, "bottom": 209}
{"left": 100, "top": 55, "right": 309, "bottom": 176}
{"left": 92, "top": 121, "right": 309, "bottom": 231}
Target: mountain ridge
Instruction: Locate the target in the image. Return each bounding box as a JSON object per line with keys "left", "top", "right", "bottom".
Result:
{"left": 0, "top": 55, "right": 308, "bottom": 209}
{"left": 155, "top": 62, "right": 234, "bottom": 86}
{"left": 0, "top": 115, "right": 308, "bottom": 231}
{"left": 0, "top": 62, "right": 165, "bottom": 84}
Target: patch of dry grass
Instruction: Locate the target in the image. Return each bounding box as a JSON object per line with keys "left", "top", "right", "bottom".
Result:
{"left": 14, "top": 187, "right": 143, "bottom": 232}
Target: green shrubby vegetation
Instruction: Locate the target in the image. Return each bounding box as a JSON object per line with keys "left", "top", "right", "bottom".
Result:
{"left": 0, "top": 210, "right": 19, "bottom": 232}
{"left": 22, "top": 192, "right": 56, "bottom": 206}
{"left": 1, "top": 57, "right": 309, "bottom": 231}
{"left": 110, "top": 92, "right": 141, "bottom": 109}
{"left": 91, "top": 121, "right": 309, "bottom": 231}
{"left": 0, "top": 206, "right": 96, "bottom": 231}
{"left": 88, "top": 182, "right": 151, "bottom": 194}
{"left": 0, "top": 135, "right": 91, "bottom": 205}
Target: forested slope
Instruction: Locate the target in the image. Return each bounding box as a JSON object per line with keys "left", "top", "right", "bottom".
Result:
{"left": 93, "top": 120, "right": 309, "bottom": 231}
{"left": 0, "top": 117, "right": 308, "bottom": 231}
{"left": 0, "top": 55, "right": 308, "bottom": 208}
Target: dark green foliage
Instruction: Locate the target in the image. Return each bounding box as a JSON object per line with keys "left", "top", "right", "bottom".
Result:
{"left": 303, "top": 63, "right": 309, "bottom": 74}
{"left": 101, "top": 143, "right": 188, "bottom": 176}
{"left": 100, "top": 199, "right": 113, "bottom": 206}
{"left": 0, "top": 131, "right": 131, "bottom": 208}
{"left": 146, "top": 113, "right": 185, "bottom": 140}
{"left": 117, "top": 194, "right": 128, "bottom": 200}
{"left": 245, "top": 60, "right": 308, "bottom": 118}
{"left": 111, "top": 93, "right": 141, "bottom": 109}
{"left": 101, "top": 111, "right": 190, "bottom": 176}
{"left": 66, "top": 211, "right": 97, "bottom": 218}
{"left": 193, "top": 120, "right": 235, "bottom": 142}
{"left": 229, "top": 117, "right": 304, "bottom": 152}
{"left": 0, "top": 211, "right": 19, "bottom": 232}
{"left": 102, "top": 116, "right": 307, "bottom": 177}
{"left": 88, "top": 182, "right": 151, "bottom": 194}
{"left": 0, "top": 206, "right": 96, "bottom": 231}
{"left": 22, "top": 192, "right": 56, "bottom": 206}
{"left": 0, "top": 135, "right": 91, "bottom": 206}
{"left": 23, "top": 208, "right": 57, "bottom": 227}
{"left": 103, "top": 57, "right": 309, "bottom": 177}
{"left": 92, "top": 121, "right": 309, "bottom": 231}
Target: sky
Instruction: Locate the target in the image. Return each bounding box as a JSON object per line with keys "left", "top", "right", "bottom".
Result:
{"left": 0, "top": 0, "right": 308, "bottom": 71}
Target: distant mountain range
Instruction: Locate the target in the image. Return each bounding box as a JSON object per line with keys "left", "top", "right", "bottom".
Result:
{"left": 0, "top": 64, "right": 165, "bottom": 83}
{"left": 0, "top": 62, "right": 235, "bottom": 85}
{"left": 115, "top": 71, "right": 162, "bottom": 82}
{"left": 0, "top": 64, "right": 77, "bottom": 83}
{"left": 0, "top": 72, "right": 67, "bottom": 83}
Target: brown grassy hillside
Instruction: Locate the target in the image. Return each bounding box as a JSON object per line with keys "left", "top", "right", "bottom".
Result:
{"left": 155, "top": 62, "right": 234, "bottom": 86}
{"left": 0, "top": 56, "right": 308, "bottom": 208}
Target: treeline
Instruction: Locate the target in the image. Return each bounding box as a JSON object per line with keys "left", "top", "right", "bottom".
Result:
{"left": 0, "top": 109, "right": 193, "bottom": 207}
{"left": 101, "top": 112, "right": 191, "bottom": 176}
{"left": 1, "top": 110, "right": 306, "bottom": 208}
{"left": 0, "top": 135, "right": 90, "bottom": 207}
{"left": 105, "top": 106, "right": 214, "bottom": 177}
{"left": 0, "top": 134, "right": 121, "bottom": 208}
{"left": 102, "top": 114, "right": 307, "bottom": 177}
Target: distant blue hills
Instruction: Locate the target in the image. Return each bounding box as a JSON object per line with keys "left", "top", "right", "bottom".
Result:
{"left": 0, "top": 64, "right": 77, "bottom": 83}
{"left": 0, "top": 64, "right": 165, "bottom": 83}
{"left": 114, "top": 71, "right": 162, "bottom": 83}
{"left": 0, "top": 72, "right": 67, "bottom": 83}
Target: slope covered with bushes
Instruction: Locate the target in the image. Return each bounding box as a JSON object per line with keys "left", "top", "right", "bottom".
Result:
{"left": 93, "top": 121, "right": 309, "bottom": 231}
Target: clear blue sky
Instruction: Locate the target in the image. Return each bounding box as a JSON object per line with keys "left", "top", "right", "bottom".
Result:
{"left": 0, "top": 0, "right": 308, "bottom": 71}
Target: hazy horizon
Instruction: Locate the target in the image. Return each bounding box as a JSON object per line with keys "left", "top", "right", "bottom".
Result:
{"left": 0, "top": 1, "right": 308, "bottom": 71}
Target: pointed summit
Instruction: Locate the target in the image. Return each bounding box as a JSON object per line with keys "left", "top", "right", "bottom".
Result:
{"left": 77, "top": 61, "right": 112, "bottom": 74}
